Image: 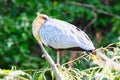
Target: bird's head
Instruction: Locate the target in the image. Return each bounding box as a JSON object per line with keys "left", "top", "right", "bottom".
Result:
{"left": 32, "top": 14, "right": 49, "bottom": 42}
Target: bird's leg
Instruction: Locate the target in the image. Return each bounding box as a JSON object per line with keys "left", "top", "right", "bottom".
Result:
{"left": 55, "top": 50, "right": 60, "bottom": 80}
{"left": 57, "top": 50, "right": 60, "bottom": 65}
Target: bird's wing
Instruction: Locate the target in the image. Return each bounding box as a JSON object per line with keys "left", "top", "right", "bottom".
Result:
{"left": 40, "top": 18, "right": 95, "bottom": 50}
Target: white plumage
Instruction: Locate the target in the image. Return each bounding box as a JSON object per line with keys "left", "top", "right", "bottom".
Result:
{"left": 40, "top": 18, "right": 95, "bottom": 50}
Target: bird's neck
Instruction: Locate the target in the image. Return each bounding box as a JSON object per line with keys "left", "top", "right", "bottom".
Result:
{"left": 32, "top": 26, "right": 42, "bottom": 42}
{"left": 32, "top": 17, "right": 46, "bottom": 43}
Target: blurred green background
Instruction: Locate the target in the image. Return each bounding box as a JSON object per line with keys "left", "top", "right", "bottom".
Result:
{"left": 0, "top": 0, "right": 120, "bottom": 69}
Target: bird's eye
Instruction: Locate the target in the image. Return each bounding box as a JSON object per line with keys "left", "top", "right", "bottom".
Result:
{"left": 42, "top": 17, "right": 48, "bottom": 21}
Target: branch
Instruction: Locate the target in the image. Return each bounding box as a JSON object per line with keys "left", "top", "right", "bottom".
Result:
{"left": 38, "top": 42, "right": 65, "bottom": 80}
{"left": 84, "top": 11, "right": 97, "bottom": 31}
{"left": 66, "top": 1, "right": 120, "bottom": 19}
{"left": 92, "top": 49, "right": 120, "bottom": 71}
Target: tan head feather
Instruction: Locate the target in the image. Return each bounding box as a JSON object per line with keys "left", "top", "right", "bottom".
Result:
{"left": 32, "top": 14, "right": 49, "bottom": 42}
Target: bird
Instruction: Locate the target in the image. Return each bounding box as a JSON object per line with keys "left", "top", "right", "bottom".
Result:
{"left": 32, "top": 14, "right": 95, "bottom": 65}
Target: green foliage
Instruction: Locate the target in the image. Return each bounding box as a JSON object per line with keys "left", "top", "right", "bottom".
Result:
{"left": 0, "top": 66, "right": 32, "bottom": 80}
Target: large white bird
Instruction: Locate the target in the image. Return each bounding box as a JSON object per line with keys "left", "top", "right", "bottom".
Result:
{"left": 32, "top": 14, "right": 95, "bottom": 64}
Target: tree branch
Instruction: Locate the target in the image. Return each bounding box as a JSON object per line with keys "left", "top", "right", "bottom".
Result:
{"left": 66, "top": 1, "right": 120, "bottom": 19}
{"left": 84, "top": 11, "right": 97, "bottom": 31}
{"left": 92, "top": 50, "right": 120, "bottom": 71}
{"left": 38, "top": 42, "right": 65, "bottom": 80}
